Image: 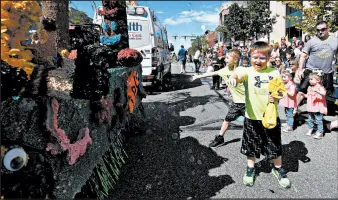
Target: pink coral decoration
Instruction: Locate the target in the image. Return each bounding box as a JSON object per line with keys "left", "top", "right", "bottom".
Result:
{"left": 46, "top": 98, "right": 92, "bottom": 165}
{"left": 67, "top": 127, "right": 92, "bottom": 165}
{"left": 99, "top": 96, "right": 113, "bottom": 124}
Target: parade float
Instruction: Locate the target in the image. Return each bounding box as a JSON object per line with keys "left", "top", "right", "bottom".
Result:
{"left": 1, "top": 1, "right": 145, "bottom": 199}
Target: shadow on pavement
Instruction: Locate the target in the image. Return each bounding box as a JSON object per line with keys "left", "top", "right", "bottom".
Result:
{"left": 144, "top": 74, "right": 203, "bottom": 95}
{"left": 111, "top": 92, "right": 235, "bottom": 199}
{"left": 255, "top": 140, "right": 310, "bottom": 176}
{"left": 294, "top": 112, "right": 333, "bottom": 134}
{"left": 218, "top": 138, "right": 242, "bottom": 148}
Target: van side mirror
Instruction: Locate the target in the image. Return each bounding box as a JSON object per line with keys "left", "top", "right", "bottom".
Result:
{"left": 151, "top": 10, "right": 156, "bottom": 21}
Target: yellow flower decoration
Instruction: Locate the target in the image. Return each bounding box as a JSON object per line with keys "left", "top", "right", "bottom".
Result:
{"left": 1, "top": 1, "right": 42, "bottom": 79}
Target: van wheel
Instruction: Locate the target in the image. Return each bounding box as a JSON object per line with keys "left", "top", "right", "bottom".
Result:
{"left": 164, "top": 72, "right": 171, "bottom": 83}
{"left": 164, "top": 83, "right": 170, "bottom": 91}
{"left": 158, "top": 85, "right": 163, "bottom": 91}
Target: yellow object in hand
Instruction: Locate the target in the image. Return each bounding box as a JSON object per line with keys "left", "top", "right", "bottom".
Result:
{"left": 268, "top": 77, "right": 287, "bottom": 99}
{"left": 262, "top": 77, "right": 286, "bottom": 129}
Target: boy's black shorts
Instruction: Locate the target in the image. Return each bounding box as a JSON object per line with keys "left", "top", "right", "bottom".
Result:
{"left": 225, "top": 103, "right": 245, "bottom": 122}
{"left": 240, "top": 117, "right": 282, "bottom": 159}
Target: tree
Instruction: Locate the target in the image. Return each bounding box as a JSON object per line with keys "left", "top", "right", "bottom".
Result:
{"left": 38, "top": 1, "right": 69, "bottom": 57}
{"left": 247, "top": 1, "right": 277, "bottom": 40}
{"left": 279, "top": 1, "right": 338, "bottom": 36}
{"left": 69, "top": 10, "right": 92, "bottom": 25}
{"left": 223, "top": 3, "right": 251, "bottom": 43}
{"left": 189, "top": 36, "right": 208, "bottom": 54}
{"left": 216, "top": 25, "right": 228, "bottom": 44}
{"left": 42, "top": 1, "right": 70, "bottom": 52}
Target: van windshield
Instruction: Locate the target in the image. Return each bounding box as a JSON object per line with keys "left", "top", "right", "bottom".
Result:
{"left": 128, "top": 19, "right": 151, "bottom": 48}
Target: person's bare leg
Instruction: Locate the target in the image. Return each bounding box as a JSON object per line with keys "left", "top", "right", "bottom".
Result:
{"left": 219, "top": 120, "right": 230, "bottom": 136}
{"left": 272, "top": 156, "right": 282, "bottom": 168}
{"left": 330, "top": 120, "right": 338, "bottom": 130}
{"left": 294, "top": 92, "right": 305, "bottom": 115}
{"left": 247, "top": 156, "right": 256, "bottom": 168}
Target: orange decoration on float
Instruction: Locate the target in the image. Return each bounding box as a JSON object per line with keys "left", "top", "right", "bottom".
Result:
{"left": 127, "top": 71, "right": 139, "bottom": 113}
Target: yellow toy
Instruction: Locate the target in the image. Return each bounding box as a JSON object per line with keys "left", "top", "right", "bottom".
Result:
{"left": 262, "top": 77, "right": 287, "bottom": 129}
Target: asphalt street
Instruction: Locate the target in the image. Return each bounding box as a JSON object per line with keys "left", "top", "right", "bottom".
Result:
{"left": 111, "top": 62, "right": 338, "bottom": 199}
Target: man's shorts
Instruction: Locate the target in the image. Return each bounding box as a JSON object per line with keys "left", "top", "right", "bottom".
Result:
{"left": 179, "top": 60, "right": 186, "bottom": 66}
{"left": 299, "top": 69, "right": 334, "bottom": 95}
{"left": 225, "top": 103, "right": 245, "bottom": 121}
{"left": 240, "top": 117, "right": 282, "bottom": 159}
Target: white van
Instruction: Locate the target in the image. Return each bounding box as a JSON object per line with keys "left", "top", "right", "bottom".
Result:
{"left": 93, "top": 6, "right": 173, "bottom": 89}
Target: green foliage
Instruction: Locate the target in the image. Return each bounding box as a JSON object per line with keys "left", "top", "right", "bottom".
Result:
{"left": 223, "top": 1, "right": 277, "bottom": 41}
{"left": 246, "top": 1, "right": 277, "bottom": 39}
{"left": 70, "top": 10, "right": 92, "bottom": 25}
{"left": 189, "top": 36, "right": 209, "bottom": 54}
{"left": 223, "top": 3, "right": 250, "bottom": 42}
{"left": 216, "top": 25, "right": 227, "bottom": 34}
{"left": 279, "top": 0, "right": 338, "bottom": 36}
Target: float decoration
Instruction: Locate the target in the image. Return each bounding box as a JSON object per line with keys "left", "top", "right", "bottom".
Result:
{"left": 117, "top": 48, "right": 143, "bottom": 67}
{"left": 46, "top": 98, "right": 92, "bottom": 165}
{"left": 1, "top": 1, "right": 41, "bottom": 78}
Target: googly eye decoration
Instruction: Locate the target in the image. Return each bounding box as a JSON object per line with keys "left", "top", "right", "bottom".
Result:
{"left": 3, "top": 148, "right": 28, "bottom": 172}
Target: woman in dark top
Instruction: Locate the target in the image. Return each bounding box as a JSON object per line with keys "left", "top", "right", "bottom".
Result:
{"left": 279, "top": 43, "right": 288, "bottom": 63}
{"left": 304, "top": 35, "right": 311, "bottom": 44}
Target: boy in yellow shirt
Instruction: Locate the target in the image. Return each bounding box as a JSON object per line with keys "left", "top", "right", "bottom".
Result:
{"left": 227, "top": 42, "right": 291, "bottom": 188}
{"left": 192, "top": 49, "right": 245, "bottom": 148}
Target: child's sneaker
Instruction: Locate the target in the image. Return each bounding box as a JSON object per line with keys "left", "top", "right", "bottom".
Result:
{"left": 271, "top": 167, "right": 291, "bottom": 188}
{"left": 313, "top": 132, "right": 323, "bottom": 139}
{"left": 281, "top": 123, "right": 288, "bottom": 127}
{"left": 209, "top": 135, "right": 224, "bottom": 148}
{"left": 305, "top": 129, "right": 313, "bottom": 136}
{"left": 283, "top": 126, "right": 293, "bottom": 133}
{"left": 243, "top": 167, "right": 255, "bottom": 187}
{"left": 236, "top": 116, "right": 245, "bottom": 122}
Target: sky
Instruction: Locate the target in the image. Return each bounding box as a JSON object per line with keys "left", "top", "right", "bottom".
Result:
{"left": 71, "top": 1, "right": 223, "bottom": 49}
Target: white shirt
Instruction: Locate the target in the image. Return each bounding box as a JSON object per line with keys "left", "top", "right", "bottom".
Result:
{"left": 293, "top": 48, "right": 302, "bottom": 59}
{"left": 193, "top": 50, "right": 201, "bottom": 59}
{"left": 271, "top": 49, "right": 280, "bottom": 58}
{"left": 258, "top": 36, "right": 268, "bottom": 43}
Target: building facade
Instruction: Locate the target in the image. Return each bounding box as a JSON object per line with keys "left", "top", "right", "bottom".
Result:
{"left": 270, "top": 1, "right": 306, "bottom": 44}
{"left": 269, "top": 1, "right": 335, "bottom": 44}
{"left": 217, "top": 1, "right": 314, "bottom": 45}
{"left": 217, "top": 1, "right": 248, "bottom": 46}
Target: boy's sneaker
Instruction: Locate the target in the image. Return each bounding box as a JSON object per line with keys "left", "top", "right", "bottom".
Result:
{"left": 281, "top": 123, "right": 288, "bottom": 127}
{"left": 283, "top": 126, "right": 293, "bottom": 133}
{"left": 236, "top": 116, "right": 245, "bottom": 122}
{"left": 271, "top": 167, "right": 291, "bottom": 188}
{"left": 209, "top": 135, "right": 224, "bottom": 148}
{"left": 306, "top": 129, "right": 314, "bottom": 136}
{"left": 243, "top": 167, "right": 255, "bottom": 187}
{"left": 313, "top": 132, "right": 323, "bottom": 139}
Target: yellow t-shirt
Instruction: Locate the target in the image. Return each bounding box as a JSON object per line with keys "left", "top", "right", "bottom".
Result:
{"left": 216, "top": 67, "right": 245, "bottom": 104}
{"left": 235, "top": 66, "right": 282, "bottom": 120}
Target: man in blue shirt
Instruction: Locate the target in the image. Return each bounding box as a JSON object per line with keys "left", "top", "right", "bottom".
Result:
{"left": 178, "top": 45, "right": 187, "bottom": 74}
{"left": 223, "top": 44, "right": 228, "bottom": 55}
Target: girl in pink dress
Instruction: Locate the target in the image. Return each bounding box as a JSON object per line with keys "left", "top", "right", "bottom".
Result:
{"left": 302, "top": 73, "right": 327, "bottom": 139}
{"left": 279, "top": 71, "right": 297, "bottom": 132}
